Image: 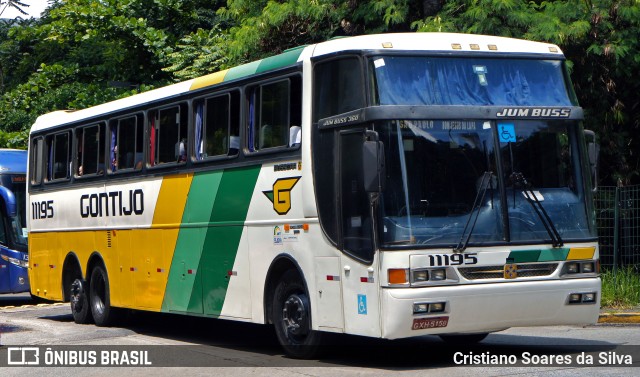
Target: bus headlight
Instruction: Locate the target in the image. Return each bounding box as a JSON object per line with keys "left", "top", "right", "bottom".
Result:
{"left": 0, "top": 253, "right": 28, "bottom": 268}
{"left": 390, "top": 267, "right": 457, "bottom": 286}
{"left": 408, "top": 268, "right": 452, "bottom": 285}
{"left": 568, "top": 293, "right": 582, "bottom": 303}
{"left": 567, "top": 292, "right": 597, "bottom": 305}
{"left": 413, "top": 303, "right": 429, "bottom": 314}
{"left": 429, "top": 302, "right": 446, "bottom": 312}
{"left": 430, "top": 269, "right": 447, "bottom": 281}
{"left": 413, "top": 301, "right": 447, "bottom": 314}
{"left": 581, "top": 262, "right": 595, "bottom": 273}
{"left": 412, "top": 270, "right": 429, "bottom": 283}
{"left": 565, "top": 262, "right": 579, "bottom": 273}
{"left": 562, "top": 261, "right": 597, "bottom": 276}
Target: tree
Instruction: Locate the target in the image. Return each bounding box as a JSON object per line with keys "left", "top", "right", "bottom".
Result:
{"left": 0, "top": 0, "right": 637, "bottom": 184}
{"left": 0, "top": 0, "right": 29, "bottom": 18}
{"left": 0, "top": 0, "right": 214, "bottom": 145}
{"left": 165, "top": 0, "right": 444, "bottom": 76}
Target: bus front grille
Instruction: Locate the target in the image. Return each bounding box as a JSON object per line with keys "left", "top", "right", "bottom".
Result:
{"left": 458, "top": 263, "right": 559, "bottom": 280}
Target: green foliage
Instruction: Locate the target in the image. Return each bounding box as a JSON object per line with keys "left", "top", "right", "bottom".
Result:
{"left": 163, "top": 27, "right": 228, "bottom": 81}
{"left": 0, "top": 129, "right": 28, "bottom": 149}
{"left": 0, "top": 0, "right": 216, "bottom": 148}
{"left": 0, "top": 0, "right": 638, "bottom": 184}
{"left": 214, "top": 0, "right": 432, "bottom": 66}
{"left": 0, "top": 62, "right": 131, "bottom": 134}
{"left": 218, "top": 0, "right": 344, "bottom": 64}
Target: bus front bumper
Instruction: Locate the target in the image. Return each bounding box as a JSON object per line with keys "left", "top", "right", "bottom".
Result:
{"left": 381, "top": 278, "right": 601, "bottom": 339}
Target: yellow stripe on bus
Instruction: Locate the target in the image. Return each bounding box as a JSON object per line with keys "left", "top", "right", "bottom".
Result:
{"left": 567, "top": 247, "right": 596, "bottom": 260}
{"left": 152, "top": 173, "right": 194, "bottom": 227}
{"left": 120, "top": 173, "right": 193, "bottom": 311}
{"left": 190, "top": 69, "right": 229, "bottom": 91}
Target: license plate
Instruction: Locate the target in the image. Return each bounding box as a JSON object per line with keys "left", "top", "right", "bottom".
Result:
{"left": 412, "top": 316, "right": 449, "bottom": 330}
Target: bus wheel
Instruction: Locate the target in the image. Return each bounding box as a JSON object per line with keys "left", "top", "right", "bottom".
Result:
{"left": 439, "top": 333, "right": 489, "bottom": 344}
{"left": 272, "top": 270, "right": 322, "bottom": 359}
{"left": 70, "top": 279, "right": 92, "bottom": 324}
{"left": 89, "top": 265, "right": 118, "bottom": 327}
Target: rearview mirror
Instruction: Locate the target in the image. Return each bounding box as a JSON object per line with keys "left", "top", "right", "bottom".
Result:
{"left": 362, "top": 131, "right": 386, "bottom": 193}
{"left": 584, "top": 130, "right": 599, "bottom": 192}
{"left": 0, "top": 186, "right": 17, "bottom": 218}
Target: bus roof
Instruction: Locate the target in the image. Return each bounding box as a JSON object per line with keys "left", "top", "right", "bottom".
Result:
{"left": 0, "top": 149, "right": 27, "bottom": 174}
{"left": 30, "top": 32, "right": 564, "bottom": 134}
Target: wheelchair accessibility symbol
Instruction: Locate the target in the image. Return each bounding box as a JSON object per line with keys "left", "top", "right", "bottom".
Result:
{"left": 498, "top": 123, "right": 516, "bottom": 143}
{"left": 357, "top": 294, "right": 367, "bottom": 315}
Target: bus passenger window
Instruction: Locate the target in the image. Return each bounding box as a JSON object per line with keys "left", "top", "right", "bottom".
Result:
{"left": 313, "top": 58, "right": 364, "bottom": 121}
{"left": 30, "top": 138, "right": 44, "bottom": 185}
{"left": 194, "top": 92, "right": 240, "bottom": 160}
{"left": 110, "top": 115, "right": 143, "bottom": 172}
{"left": 248, "top": 77, "right": 301, "bottom": 152}
{"left": 149, "top": 104, "right": 188, "bottom": 165}
{"left": 76, "top": 123, "right": 104, "bottom": 177}
{"left": 46, "top": 131, "right": 71, "bottom": 181}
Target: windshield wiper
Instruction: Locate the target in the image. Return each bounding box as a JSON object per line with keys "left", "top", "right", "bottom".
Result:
{"left": 454, "top": 171, "right": 493, "bottom": 252}
{"left": 510, "top": 172, "right": 564, "bottom": 248}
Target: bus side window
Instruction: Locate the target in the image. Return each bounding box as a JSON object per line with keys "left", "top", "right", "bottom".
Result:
{"left": 30, "top": 137, "right": 44, "bottom": 185}
{"left": 46, "top": 131, "right": 71, "bottom": 181}
{"left": 248, "top": 76, "right": 301, "bottom": 152}
{"left": 313, "top": 57, "right": 364, "bottom": 122}
{"left": 150, "top": 104, "right": 188, "bottom": 165}
{"left": 194, "top": 91, "right": 240, "bottom": 160}
{"left": 76, "top": 123, "right": 104, "bottom": 177}
{"left": 110, "top": 115, "right": 143, "bottom": 172}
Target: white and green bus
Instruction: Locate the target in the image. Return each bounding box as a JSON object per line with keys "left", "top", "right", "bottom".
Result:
{"left": 28, "top": 33, "right": 601, "bottom": 358}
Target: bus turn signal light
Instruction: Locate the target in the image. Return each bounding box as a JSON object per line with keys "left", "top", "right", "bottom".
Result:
{"left": 388, "top": 269, "right": 408, "bottom": 285}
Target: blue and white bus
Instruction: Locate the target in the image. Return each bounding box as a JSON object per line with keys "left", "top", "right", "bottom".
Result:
{"left": 0, "top": 149, "right": 29, "bottom": 294}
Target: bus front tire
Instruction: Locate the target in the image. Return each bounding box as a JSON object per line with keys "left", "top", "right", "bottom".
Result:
{"left": 272, "top": 270, "right": 322, "bottom": 359}
{"left": 70, "top": 278, "right": 92, "bottom": 324}
{"left": 89, "top": 265, "right": 119, "bottom": 327}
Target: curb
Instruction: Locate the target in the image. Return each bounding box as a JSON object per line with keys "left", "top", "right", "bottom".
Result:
{"left": 598, "top": 312, "right": 640, "bottom": 324}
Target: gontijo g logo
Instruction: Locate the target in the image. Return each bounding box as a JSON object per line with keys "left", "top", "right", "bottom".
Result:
{"left": 263, "top": 177, "right": 301, "bottom": 215}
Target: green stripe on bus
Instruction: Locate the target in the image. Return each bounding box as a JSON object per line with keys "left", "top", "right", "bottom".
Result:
{"left": 255, "top": 47, "right": 303, "bottom": 74}
{"left": 507, "top": 249, "right": 541, "bottom": 263}
{"left": 538, "top": 248, "right": 569, "bottom": 262}
{"left": 162, "top": 171, "right": 223, "bottom": 313}
{"left": 209, "top": 165, "right": 261, "bottom": 223}
{"left": 199, "top": 165, "right": 261, "bottom": 316}
{"left": 507, "top": 248, "right": 570, "bottom": 263}
{"left": 224, "top": 60, "right": 261, "bottom": 82}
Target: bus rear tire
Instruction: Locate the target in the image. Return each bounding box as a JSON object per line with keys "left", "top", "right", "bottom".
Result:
{"left": 70, "top": 278, "right": 93, "bottom": 324}
{"left": 272, "top": 270, "right": 322, "bottom": 359}
{"left": 89, "top": 265, "right": 119, "bottom": 327}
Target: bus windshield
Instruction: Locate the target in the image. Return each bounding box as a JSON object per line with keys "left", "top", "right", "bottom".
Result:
{"left": 1, "top": 175, "right": 28, "bottom": 250}
{"left": 371, "top": 56, "right": 575, "bottom": 106}
{"left": 376, "top": 119, "right": 594, "bottom": 248}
